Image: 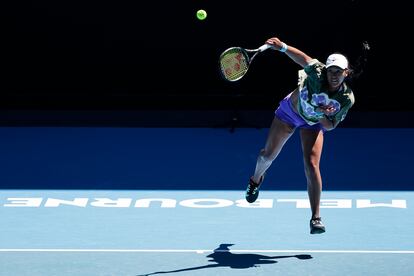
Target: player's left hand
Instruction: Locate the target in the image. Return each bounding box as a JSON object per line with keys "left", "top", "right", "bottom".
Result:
{"left": 317, "top": 105, "right": 337, "bottom": 116}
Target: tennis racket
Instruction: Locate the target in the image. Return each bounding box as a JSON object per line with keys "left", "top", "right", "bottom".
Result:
{"left": 219, "top": 44, "right": 271, "bottom": 82}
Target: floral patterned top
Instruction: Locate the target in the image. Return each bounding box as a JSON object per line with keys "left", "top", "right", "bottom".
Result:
{"left": 296, "top": 59, "right": 355, "bottom": 125}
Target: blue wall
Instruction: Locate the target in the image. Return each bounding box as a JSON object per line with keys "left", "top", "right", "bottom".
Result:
{"left": 1, "top": 127, "right": 413, "bottom": 191}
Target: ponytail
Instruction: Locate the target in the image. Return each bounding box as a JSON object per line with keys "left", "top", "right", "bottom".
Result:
{"left": 348, "top": 41, "right": 370, "bottom": 82}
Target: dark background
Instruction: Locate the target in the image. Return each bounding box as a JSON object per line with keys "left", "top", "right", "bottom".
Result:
{"left": 2, "top": 1, "right": 413, "bottom": 118}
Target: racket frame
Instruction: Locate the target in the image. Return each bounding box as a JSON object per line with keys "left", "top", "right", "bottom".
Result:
{"left": 219, "top": 44, "right": 271, "bottom": 82}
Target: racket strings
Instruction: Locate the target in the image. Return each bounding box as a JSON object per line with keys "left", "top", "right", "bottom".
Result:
{"left": 220, "top": 49, "right": 249, "bottom": 81}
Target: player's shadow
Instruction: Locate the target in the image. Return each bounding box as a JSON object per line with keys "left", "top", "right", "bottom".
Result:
{"left": 137, "top": 243, "right": 312, "bottom": 276}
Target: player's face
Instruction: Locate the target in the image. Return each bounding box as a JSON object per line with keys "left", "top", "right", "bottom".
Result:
{"left": 327, "top": 66, "right": 348, "bottom": 91}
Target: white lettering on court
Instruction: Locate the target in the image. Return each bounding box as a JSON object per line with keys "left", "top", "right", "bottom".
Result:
{"left": 321, "top": 199, "right": 352, "bottom": 208}
{"left": 90, "top": 198, "right": 132, "bottom": 208}
{"left": 277, "top": 199, "right": 352, "bottom": 208}
{"left": 44, "top": 198, "right": 89, "bottom": 207}
{"left": 179, "top": 199, "right": 233, "bottom": 208}
{"left": 1, "top": 198, "right": 408, "bottom": 209}
{"left": 135, "top": 198, "right": 177, "bottom": 208}
{"left": 357, "top": 199, "right": 407, "bottom": 208}
{"left": 236, "top": 199, "right": 273, "bottom": 208}
{"left": 4, "top": 198, "right": 43, "bottom": 207}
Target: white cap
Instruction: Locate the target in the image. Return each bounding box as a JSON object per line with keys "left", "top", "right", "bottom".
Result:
{"left": 326, "top": 53, "right": 348, "bottom": 69}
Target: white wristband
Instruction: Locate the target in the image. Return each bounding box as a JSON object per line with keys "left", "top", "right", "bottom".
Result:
{"left": 279, "top": 42, "right": 288, "bottom": 53}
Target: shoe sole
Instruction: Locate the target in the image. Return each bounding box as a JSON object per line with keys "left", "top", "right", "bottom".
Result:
{"left": 310, "top": 228, "right": 326, "bottom": 234}
{"left": 245, "top": 197, "right": 258, "bottom": 203}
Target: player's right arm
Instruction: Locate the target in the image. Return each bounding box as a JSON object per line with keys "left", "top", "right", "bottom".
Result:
{"left": 265, "top": 37, "right": 314, "bottom": 68}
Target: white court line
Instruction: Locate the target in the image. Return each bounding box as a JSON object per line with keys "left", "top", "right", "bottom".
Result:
{"left": 0, "top": 249, "right": 414, "bottom": 254}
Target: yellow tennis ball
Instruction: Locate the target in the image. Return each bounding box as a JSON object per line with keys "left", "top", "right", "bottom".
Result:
{"left": 196, "top": 9, "right": 207, "bottom": 20}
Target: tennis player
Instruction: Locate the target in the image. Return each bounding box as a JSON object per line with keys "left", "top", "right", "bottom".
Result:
{"left": 245, "top": 36, "right": 355, "bottom": 234}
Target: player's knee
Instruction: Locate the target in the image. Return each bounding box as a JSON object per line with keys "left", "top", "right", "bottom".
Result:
{"left": 303, "top": 157, "right": 320, "bottom": 174}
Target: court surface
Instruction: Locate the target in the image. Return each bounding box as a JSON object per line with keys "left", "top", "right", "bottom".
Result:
{"left": 1, "top": 127, "right": 413, "bottom": 275}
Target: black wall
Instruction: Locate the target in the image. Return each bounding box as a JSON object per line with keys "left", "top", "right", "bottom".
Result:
{"left": 3, "top": 0, "right": 412, "bottom": 113}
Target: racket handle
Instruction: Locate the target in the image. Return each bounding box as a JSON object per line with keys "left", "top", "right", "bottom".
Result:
{"left": 258, "top": 44, "right": 272, "bottom": 52}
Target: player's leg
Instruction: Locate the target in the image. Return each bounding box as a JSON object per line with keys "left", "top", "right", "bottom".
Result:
{"left": 252, "top": 116, "right": 295, "bottom": 183}
{"left": 299, "top": 128, "right": 325, "bottom": 234}
{"left": 246, "top": 116, "right": 295, "bottom": 203}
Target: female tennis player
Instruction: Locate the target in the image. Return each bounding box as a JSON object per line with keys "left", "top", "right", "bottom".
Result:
{"left": 245, "top": 36, "right": 356, "bottom": 234}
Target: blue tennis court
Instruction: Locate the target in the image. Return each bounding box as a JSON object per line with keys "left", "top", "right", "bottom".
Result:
{"left": 1, "top": 126, "right": 413, "bottom": 275}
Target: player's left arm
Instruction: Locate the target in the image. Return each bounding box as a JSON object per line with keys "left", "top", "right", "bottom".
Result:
{"left": 265, "top": 37, "right": 314, "bottom": 68}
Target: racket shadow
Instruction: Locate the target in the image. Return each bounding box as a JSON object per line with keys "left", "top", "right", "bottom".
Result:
{"left": 136, "top": 243, "right": 312, "bottom": 276}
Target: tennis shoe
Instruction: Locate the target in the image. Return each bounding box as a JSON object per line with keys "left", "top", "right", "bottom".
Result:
{"left": 245, "top": 175, "right": 264, "bottom": 203}
{"left": 310, "top": 217, "right": 326, "bottom": 234}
